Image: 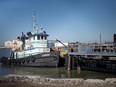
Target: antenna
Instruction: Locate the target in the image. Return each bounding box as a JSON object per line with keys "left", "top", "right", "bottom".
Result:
{"left": 32, "top": 11, "right": 37, "bottom": 33}
{"left": 100, "top": 33, "right": 102, "bottom": 52}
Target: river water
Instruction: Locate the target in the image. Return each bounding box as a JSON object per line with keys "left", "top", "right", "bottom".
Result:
{"left": 0, "top": 65, "right": 116, "bottom": 79}
{"left": 0, "top": 49, "right": 116, "bottom": 79}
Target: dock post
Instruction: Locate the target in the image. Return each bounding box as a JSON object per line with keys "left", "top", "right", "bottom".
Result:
{"left": 77, "top": 56, "right": 81, "bottom": 71}
{"left": 77, "top": 63, "right": 81, "bottom": 71}
{"left": 68, "top": 55, "right": 71, "bottom": 71}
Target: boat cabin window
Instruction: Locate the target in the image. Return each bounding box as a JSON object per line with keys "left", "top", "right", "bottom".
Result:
{"left": 45, "top": 36, "right": 47, "bottom": 40}
{"left": 41, "top": 35, "right": 43, "bottom": 40}
{"left": 38, "top": 35, "right": 47, "bottom": 40}
{"left": 37, "top": 36, "right": 40, "bottom": 40}
{"left": 33, "top": 36, "right": 35, "bottom": 40}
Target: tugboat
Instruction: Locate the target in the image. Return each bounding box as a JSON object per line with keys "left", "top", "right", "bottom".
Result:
{"left": 1, "top": 11, "right": 66, "bottom": 67}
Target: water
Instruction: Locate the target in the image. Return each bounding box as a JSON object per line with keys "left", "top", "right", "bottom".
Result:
{"left": 0, "top": 49, "right": 116, "bottom": 79}
{"left": 0, "top": 48, "right": 11, "bottom": 58}
{"left": 0, "top": 65, "right": 116, "bottom": 79}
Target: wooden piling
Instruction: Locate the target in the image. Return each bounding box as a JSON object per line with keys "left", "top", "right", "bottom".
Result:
{"left": 68, "top": 55, "right": 71, "bottom": 70}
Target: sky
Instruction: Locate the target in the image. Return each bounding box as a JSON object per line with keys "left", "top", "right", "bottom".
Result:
{"left": 0, "top": 0, "right": 116, "bottom": 45}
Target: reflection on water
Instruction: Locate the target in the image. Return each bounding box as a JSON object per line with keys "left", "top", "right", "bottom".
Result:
{"left": 0, "top": 65, "right": 116, "bottom": 79}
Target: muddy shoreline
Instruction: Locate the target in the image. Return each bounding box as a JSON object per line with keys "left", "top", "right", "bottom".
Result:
{"left": 0, "top": 74, "right": 116, "bottom": 87}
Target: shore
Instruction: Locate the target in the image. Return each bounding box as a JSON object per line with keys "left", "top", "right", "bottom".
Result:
{"left": 0, "top": 74, "right": 116, "bottom": 87}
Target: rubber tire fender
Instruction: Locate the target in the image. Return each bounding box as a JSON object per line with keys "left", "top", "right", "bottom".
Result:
{"left": 22, "top": 58, "right": 25, "bottom": 64}
{"left": 31, "top": 56, "right": 35, "bottom": 62}
{"left": 26, "top": 57, "right": 30, "bottom": 63}
{"left": 18, "top": 59, "right": 21, "bottom": 65}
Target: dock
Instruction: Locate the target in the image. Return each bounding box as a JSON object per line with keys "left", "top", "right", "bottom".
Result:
{"left": 69, "top": 52, "right": 116, "bottom": 57}
{"left": 66, "top": 52, "right": 116, "bottom": 73}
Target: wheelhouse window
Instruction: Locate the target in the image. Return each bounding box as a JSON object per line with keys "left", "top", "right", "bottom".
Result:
{"left": 41, "top": 35, "right": 43, "bottom": 40}
{"left": 45, "top": 36, "right": 47, "bottom": 40}
{"left": 37, "top": 36, "right": 40, "bottom": 40}
{"left": 33, "top": 36, "right": 35, "bottom": 40}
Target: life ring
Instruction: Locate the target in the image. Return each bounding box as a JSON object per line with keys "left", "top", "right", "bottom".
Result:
{"left": 31, "top": 56, "right": 35, "bottom": 62}
{"left": 26, "top": 58, "right": 30, "bottom": 63}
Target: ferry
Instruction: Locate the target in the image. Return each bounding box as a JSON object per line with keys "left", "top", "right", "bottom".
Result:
{"left": 1, "top": 11, "right": 67, "bottom": 67}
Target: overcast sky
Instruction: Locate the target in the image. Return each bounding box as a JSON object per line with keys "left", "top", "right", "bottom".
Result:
{"left": 0, "top": 0, "right": 116, "bottom": 45}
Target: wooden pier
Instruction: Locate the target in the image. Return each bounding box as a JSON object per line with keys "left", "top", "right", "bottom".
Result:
{"left": 69, "top": 52, "right": 116, "bottom": 57}
{"left": 66, "top": 52, "right": 116, "bottom": 73}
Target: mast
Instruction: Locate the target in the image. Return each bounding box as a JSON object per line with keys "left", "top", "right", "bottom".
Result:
{"left": 32, "top": 11, "right": 37, "bottom": 34}
{"left": 21, "top": 32, "right": 25, "bottom": 50}
{"left": 100, "top": 33, "right": 102, "bottom": 52}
